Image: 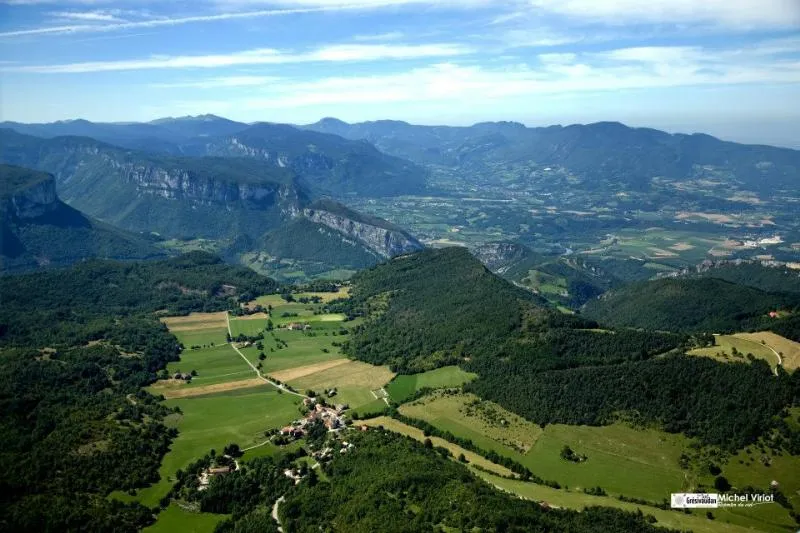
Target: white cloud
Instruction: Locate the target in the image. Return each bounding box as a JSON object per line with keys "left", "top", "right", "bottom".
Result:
{"left": 527, "top": 0, "right": 800, "bottom": 28}
{"left": 5, "top": 43, "right": 473, "bottom": 73}
{"left": 48, "top": 10, "right": 125, "bottom": 22}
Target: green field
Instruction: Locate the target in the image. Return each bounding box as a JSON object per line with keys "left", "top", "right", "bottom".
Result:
{"left": 688, "top": 334, "right": 781, "bottom": 368}
{"left": 400, "top": 392, "right": 689, "bottom": 501}
{"left": 386, "top": 366, "right": 477, "bottom": 402}
{"left": 126, "top": 386, "right": 301, "bottom": 507}
{"left": 143, "top": 504, "right": 228, "bottom": 533}
{"left": 240, "top": 330, "right": 345, "bottom": 374}
{"left": 228, "top": 316, "right": 267, "bottom": 337}
{"left": 172, "top": 327, "right": 229, "bottom": 348}
{"left": 479, "top": 472, "right": 763, "bottom": 533}
{"left": 163, "top": 344, "right": 252, "bottom": 387}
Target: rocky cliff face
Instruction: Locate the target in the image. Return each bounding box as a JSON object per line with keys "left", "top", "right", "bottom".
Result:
{"left": 114, "top": 161, "right": 304, "bottom": 215}
{"left": 4, "top": 176, "right": 58, "bottom": 219}
{"left": 471, "top": 242, "right": 531, "bottom": 274}
{"left": 303, "top": 207, "right": 422, "bottom": 258}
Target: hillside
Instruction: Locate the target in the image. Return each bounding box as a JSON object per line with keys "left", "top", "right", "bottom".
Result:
{"left": 335, "top": 247, "right": 546, "bottom": 372}
{"left": 0, "top": 164, "right": 164, "bottom": 272}
{"left": 582, "top": 277, "right": 800, "bottom": 332}
{"left": 305, "top": 118, "right": 800, "bottom": 192}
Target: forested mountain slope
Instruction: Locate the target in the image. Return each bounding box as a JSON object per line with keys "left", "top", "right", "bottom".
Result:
{"left": 1, "top": 164, "right": 163, "bottom": 272}
{"left": 582, "top": 277, "right": 800, "bottom": 333}
{"left": 337, "top": 248, "right": 800, "bottom": 450}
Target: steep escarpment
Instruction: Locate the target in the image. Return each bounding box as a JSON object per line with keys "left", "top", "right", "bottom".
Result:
{"left": 187, "top": 123, "right": 427, "bottom": 197}
{"left": 0, "top": 164, "right": 163, "bottom": 272}
{"left": 0, "top": 130, "right": 305, "bottom": 239}
{"left": 302, "top": 200, "right": 422, "bottom": 258}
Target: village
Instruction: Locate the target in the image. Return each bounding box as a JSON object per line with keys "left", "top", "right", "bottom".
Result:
{"left": 196, "top": 391, "right": 359, "bottom": 489}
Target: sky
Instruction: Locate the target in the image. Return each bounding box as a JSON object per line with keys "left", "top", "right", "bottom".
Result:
{"left": 1, "top": 0, "right": 799, "bottom": 147}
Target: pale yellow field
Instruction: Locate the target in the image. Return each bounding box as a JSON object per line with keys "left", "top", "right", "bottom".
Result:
{"left": 152, "top": 378, "right": 267, "bottom": 399}
{"left": 289, "top": 360, "right": 395, "bottom": 391}
{"left": 236, "top": 312, "right": 269, "bottom": 320}
{"left": 362, "top": 417, "right": 513, "bottom": 477}
{"left": 733, "top": 331, "right": 800, "bottom": 371}
{"left": 160, "top": 312, "right": 228, "bottom": 331}
{"left": 271, "top": 358, "right": 351, "bottom": 382}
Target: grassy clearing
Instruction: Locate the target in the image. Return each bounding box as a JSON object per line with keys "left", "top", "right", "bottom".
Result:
{"left": 401, "top": 392, "right": 542, "bottom": 453}
{"left": 362, "top": 416, "right": 512, "bottom": 477}
{"left": 162, "top": 344, "right": 252, "bottom": 388}
{"left": 143, "top": 504, "right": 228, "bottom": 533}
{"left": 129, "top": 386, "right": 301, "bottom": 507}
{"left": 688, "top": 334, "right": 780, "bottom": 368}
{"left": 400, "top": 392, "right": 688, "bottom": 502}
{"left": 153, "top": 378, "right": 266, "bottom": 400}
{"left": 228, "top": 316, "right": 267, "bottom": 338}
{"left": 386, "top": 366, "right": 477, "bottom": 402}
{"left": 733, "top": 331, "right": 800, "bottom": 371}
{"left": 171, "top": 328, "right": 229, "bottom": 349}
{"left": 479, "top": 472, "right": 761, "bottom": 533}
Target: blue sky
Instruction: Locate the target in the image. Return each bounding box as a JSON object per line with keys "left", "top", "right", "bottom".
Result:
{"left": 1, "top": 0, "right": 799, "bottom": 146}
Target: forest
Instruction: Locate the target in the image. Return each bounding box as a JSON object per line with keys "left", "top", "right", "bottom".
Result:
{"left": 0, "top": 252, "right": 281, "bottom": 532}
{"left": 582, "top": 277, "right": 800, "bottom": 334}
{"left": 466, "top": 355, "right": 799, "bottom": 450}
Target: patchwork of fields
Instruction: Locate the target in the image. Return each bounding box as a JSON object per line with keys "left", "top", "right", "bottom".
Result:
{"left": 130, "top": 289, "right": 398, "bottom": 518}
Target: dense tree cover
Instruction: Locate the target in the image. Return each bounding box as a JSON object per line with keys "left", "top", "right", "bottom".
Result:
{"left": 693, "top": 263, "right": 800, "bottom": 294}
{"left": 277, "top": 431, "right": 676, "bottom": 533}
{"left": 467, "top": 355, "right": 799, "bottom": 450}
{"left": 1, "top": 164, "right": 164, "bottom": 272}
{"left": 260, "top": 218, "right": 383, "bottom": 270}
{"left": 582, "top": 277, "right": 800, "bottom": 333}
{"left": 0, "top": 252, "right": 281, "bottom": 531}
{"left": 333, "top": 247, "right": 546, "bottom": 372}
{"left": 0, "top": 251, "right": 277, "bottom": 347}
{"left": 338, "top": 248, "right": 683, "bottom": 373}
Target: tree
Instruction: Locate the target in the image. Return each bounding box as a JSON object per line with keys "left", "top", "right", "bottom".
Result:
{"left": 423, "top": 438, "right": 433, "bottom": 449}
{"left": 224, "top": 443, "right": 243, "bottom": 458}
{"left": 714, "top": 476, "right": 731, "bottom": 492}
{"left": 458, "top": 453, "right": 468, "bottom": 463}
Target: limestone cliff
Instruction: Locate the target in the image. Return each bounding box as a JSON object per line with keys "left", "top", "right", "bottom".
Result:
{"left": 303, "top": 205, "right": 423, "bottom": 258}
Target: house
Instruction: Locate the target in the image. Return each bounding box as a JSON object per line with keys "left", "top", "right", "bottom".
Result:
{"left": 287, "top": 322, "right": 311, "bottom": 331}
{"left": 335, "top": 403, "right": 349, "bottom": 413}
{"left": 208, "top": 466, "right": 232, "bottom": 475}
{"left": 769, "top": 311, "right": 779, "bottom": 318}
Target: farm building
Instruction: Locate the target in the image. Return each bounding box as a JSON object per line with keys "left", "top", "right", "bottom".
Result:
{"left": 287, "top": 322, "right": 311, "bottom": 331}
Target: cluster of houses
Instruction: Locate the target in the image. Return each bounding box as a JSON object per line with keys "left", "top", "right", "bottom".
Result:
{"left": 279, "top": 400, "right": 349, "bottom": 440}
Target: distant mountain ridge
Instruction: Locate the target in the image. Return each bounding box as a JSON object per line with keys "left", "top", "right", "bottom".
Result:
{"left": 1, "top": 164, "right": 164, "bottom": 272}
{"left": 304, "top": 118, "right": 800, "bottom": 191}
{"left": 0, "top": 117, "right": 428, "bottom": 198}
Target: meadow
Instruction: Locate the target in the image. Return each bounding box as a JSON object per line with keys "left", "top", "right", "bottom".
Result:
{"left": 386, "top": 366, "right": 477, "bottom": 402}
{"left": 142, "top": 504, "right": 228, "bottom": 533}
{"left": 732, "top": 331, "right": 800, "bottom": 370}
{"left": 162, "top": 344, "right": 252, "bottom": 388}
{"left": 399, "top": 392, "right": 689, "bottom": 501}
{"left": 287, "top": 360, "right": 395, "bottom": 409}
{"left": 127, "top": 385, "right": 301, "bottom": 507}
{"left": 688, "top": 334, "right": 782, "bottom": 369}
